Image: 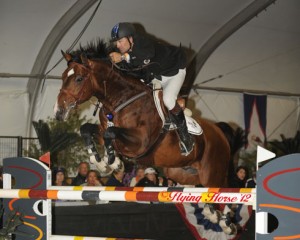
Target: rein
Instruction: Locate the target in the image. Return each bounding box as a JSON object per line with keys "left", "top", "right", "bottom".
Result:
{"left": 114, "top": 91, "right": 147, "bottom": 113}
{"left": 110, "top": 59, "right": 160, "bottom": 72}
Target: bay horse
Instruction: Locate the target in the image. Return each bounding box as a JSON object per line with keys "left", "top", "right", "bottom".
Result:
{"left": 54, "top": 40, "right": 231, "bottom": 187}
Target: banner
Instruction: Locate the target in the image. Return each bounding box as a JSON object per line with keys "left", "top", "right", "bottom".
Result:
{"left": 243, "top": 94, "right": 267, "bottom": 150}
{"left": 177, "top": 203, "right": 252, "bottom": 240}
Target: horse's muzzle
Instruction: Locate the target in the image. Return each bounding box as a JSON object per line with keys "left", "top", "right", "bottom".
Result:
{"left": 54, "top": 99, "right": 76, "bottom": 121}
{"left": 55, "top": 108, "right": 65, "bottom": 121}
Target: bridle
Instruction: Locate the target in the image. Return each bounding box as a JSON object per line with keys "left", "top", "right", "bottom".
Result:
{"left": 59, "top": 63, "right": 92, "bottom": 109}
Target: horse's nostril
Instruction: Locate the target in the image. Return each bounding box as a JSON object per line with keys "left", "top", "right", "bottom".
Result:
{"left": 54, "top": 109, "right": 64, "bottom": 121}
{"left": 55, "top": 113, "right": 62, "bottom": 121}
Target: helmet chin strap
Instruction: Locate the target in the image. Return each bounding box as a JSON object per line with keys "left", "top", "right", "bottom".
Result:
{"left": 126, "top": 36, "right": 133, "bottom": 51}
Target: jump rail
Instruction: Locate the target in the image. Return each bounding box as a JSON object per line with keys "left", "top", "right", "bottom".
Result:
{"left": 0, "top": 188, "right": 255, "bottom": 204}
{"left": 50, "top": 237, "right": 137, "bottom": 240}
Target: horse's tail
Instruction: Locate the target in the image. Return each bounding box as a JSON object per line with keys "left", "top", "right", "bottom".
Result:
{"left": 216, "top": 122, "right": 246, "bottom": 183}
{"left": 216, "top": 122, "right": 246, "bottom": 156}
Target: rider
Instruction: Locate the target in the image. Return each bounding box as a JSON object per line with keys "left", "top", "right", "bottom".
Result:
{"left": 109, "top": 22, "right": 194, "bottom": 155}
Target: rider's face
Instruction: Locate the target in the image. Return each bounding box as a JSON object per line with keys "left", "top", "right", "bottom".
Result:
{"left": 115, "top": 37, "right": 133, "bottom": 54}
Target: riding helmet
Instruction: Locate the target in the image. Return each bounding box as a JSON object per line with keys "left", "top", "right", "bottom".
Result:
{"left": 111, "top": 22, "right": 136, "bottom": 41}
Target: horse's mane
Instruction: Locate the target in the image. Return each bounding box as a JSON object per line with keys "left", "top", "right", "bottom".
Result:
{"left": 68, "top": 39, "right": 109, "bottom": 63}
{"left": 68, "top": 39, "right": 148, "bottom": 91}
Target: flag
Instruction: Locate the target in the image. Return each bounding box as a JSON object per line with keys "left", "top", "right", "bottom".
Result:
{"left": 176, "top": 203, "right": 252, "bottom": 240}
{"left": 243, "top": 94, "right": 267, "bottom": 150}
{"left": 256, "top": 146, "right": 276, "bottom": 170}
{"left": 39, "top": 151, "right": 50, "bottom": 166}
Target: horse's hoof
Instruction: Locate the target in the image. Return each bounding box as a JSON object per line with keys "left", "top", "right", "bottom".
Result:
{"left": 103, "top": 149, "right": 116, "bottom": 165}
{"left": 220, "top": 222, "right": 237, "bottom": 235}
{"left": 109, "top": 157, "right": 124, "bottom": 172}
{"left": 90, "top": 156, "right": 113, "bottom": 175}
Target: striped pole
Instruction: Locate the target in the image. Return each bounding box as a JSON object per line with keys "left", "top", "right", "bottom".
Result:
{"left": 48, "top": 186, "right": 256, "bottom": 193}
{"left": 0, "top": 188, "right": 255, "bottom": 204}
{"left": 50, "top": 236, "right": 142, "bottom": 240}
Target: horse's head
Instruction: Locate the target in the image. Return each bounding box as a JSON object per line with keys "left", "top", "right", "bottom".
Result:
{"left": 54, "top": 51, "right": 94, "bottom": 121}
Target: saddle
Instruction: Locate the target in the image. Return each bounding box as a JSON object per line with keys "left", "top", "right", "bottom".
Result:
{"left": 151, "top": 79, "right": 203, "bottom": 136}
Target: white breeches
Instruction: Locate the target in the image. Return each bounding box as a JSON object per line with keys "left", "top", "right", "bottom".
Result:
{"left": 155, "top": 68, "right": 186, "bottom": 110}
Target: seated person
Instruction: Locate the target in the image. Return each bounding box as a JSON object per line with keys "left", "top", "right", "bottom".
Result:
{"left": 72, "top": 162, "right": 90, "bottom": 186}
{"left": 129, "top": 166, "right": 145, "bottom": 187}
{"left": 106, "top": 170, "right": 125, "bottom": 187}
{"left": 81, "top": 170, "right": 102, "bottom": 186}
{"left": 52, "top": 167, "right": 69, "bottom": 186}
{"left": 228, "top": 166, "right": 249, "bottom": 188}
{"left": 245, "top": 172, "right": 256, "bottom": 188}
{"left": 167, "top": 178, "right": 177, "bottom": 187}
{"left": 135, "top": 167, "right": 158, "bottom": 187}
{"left": 158, "top": 176, "right": 168, "bottom": 187}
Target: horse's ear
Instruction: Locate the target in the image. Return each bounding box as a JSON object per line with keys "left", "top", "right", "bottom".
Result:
{"left": 61, "top": 50, "right": 72, "bottom": 62}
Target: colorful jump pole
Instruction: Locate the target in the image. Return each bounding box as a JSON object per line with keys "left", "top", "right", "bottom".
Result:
{"left": 0, "top": 188, "right": 255, "bottom": 204}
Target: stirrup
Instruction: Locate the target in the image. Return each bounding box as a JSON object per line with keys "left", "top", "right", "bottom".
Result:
{"left": 179, "top": 140, "right": 194, "bottom": 156}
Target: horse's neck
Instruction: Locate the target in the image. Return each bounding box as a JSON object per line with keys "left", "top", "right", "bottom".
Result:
{"left": 93, "top": 65, "right": 148, "bottom": 111}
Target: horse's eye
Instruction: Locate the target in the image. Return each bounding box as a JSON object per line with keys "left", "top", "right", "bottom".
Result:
{"left": 75, "top": 75, "right": 83, "bottom": 83}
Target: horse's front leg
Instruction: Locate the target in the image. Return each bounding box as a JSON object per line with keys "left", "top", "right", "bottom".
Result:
{"left": 103, "top": 126, "right": 124, "bottom": 171}
{"left": 80, "top": 123, "right": 112, "bottom": 174}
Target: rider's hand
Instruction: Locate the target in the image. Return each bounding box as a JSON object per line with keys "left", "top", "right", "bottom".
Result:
{"left": 109, "top": 52, "right": 122, "bottom": 63}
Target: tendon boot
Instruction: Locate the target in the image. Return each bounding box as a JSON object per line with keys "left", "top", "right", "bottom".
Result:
{"left": 170, "top": 103, "right": 194, "bottom": 155}
{"left": 106, "top": 144, "right": 115, "bottom": 165}
{"left": 86, "top": 144, "right": 101, "bottom": 162}
{"left": 103, "top": 127, "right": 117, "bottom": 165}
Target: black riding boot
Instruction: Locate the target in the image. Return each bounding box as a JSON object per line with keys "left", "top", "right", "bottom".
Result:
{"left": 170, "top": 104, "right": 194, "bottom": 155}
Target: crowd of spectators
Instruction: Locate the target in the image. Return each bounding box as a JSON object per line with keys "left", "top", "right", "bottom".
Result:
{"left": 50, "top": 161, "right": 177, "bottom": 189}
{"left": 49, "top": 161, "right": 257, "bottom": 189}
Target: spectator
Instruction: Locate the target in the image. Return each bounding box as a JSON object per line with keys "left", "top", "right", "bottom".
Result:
{"left": 167, "top": 178, "right": 177, "bottom": 187}
{"left": 158, "top": 176, "right": 168, "bottom": 187}
{"left": 81, "top": 170, "right": 104, "bottom": 205}
{"left": 228, "top": 166, "right": 249, "bottom": 188}
{"left": 52, "top": 167, "right": 69, "bottom": 186}
{"left": 135, "top": 167, "right": 158, "bottom": 187}
{"left": 71, "top": 162, "right": 89, "bottom": 186}
{"left": 245, "top": 172, "right": 256, "bottom": 188}
{"left": 129, "top": 166, "right": 145, "bottom": 187}
{"left": 81, "top": 170, "right": 102, "bottom": 186}
{"left": 122, "top": 163, "right": 136, "bottom": 187}
{"left": 106, "top": 170, "right": 125, "bottom": 187}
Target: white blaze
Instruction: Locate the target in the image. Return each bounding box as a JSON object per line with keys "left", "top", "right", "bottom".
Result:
{"left": 67, "top": 68, "right": 74, "bottom": 77}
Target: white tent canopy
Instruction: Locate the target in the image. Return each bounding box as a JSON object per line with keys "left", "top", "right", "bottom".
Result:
{"left": 0, "top": 0, "right": 299, "bottom": 140}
